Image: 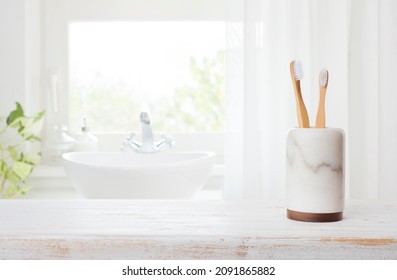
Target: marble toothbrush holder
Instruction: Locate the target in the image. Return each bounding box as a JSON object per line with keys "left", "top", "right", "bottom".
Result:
{"left": 286, "top": 128, "right": 345, "bottom": 222}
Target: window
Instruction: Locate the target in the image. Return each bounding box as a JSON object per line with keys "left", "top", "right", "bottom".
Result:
{"left": 43, "top": 0, "right": 226, "bottom": 157}
{"left": 69, "top": 21, "right": 225, "bottom": 133}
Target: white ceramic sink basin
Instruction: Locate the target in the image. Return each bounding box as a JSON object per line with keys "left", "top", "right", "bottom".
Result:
{"left": 63, "top": 151, "right": 216, "bottom": 199}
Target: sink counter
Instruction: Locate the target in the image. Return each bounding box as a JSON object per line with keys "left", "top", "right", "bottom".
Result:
{"left": 0, "top": 200, "right": 396, "bottom": 259}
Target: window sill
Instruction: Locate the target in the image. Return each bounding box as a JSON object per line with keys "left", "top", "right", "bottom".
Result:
{"left": 30, "top": 164, "right": 68, "bottom": 178}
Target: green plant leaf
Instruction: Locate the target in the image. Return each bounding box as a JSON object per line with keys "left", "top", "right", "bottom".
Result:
{"left": 5, "top": 185, "right": 20, "bottom": 198}
{"left": 21, "top": 117, "right": 44, "bottom": 139}
{"left": 24, "top": 152, "right": 41, "bottom": 165}
{"left": 23, "top": 134, "right": 41, "bottom": 142}
{"left": 0, "top": 160, "right": 7, "bottom": 179}
{"left": 4, "top": 185, "right": 31, "bottom": 198}
{"left": 11, "top": 161, "right": 33, "bottom": 182}
{"left": 8, "top": 146, "right": 18, "bottom": 161}
{"left": 17, "top": 123, "right": 25, "bottom": 133}
{"left": 17, "top": 116, "right": 30, "bottom": 133}
{"left": 9, "top": 119, "right": 22, "bottom": 129}
{"left": 6, "top": 102, "right": 24, "bottom": 126}
{"left": 6, "top": 170, "right": 20, "bottom": 184}
{"left": 20, "top": 185, "right": 32, "bottom": 195}
{"left": 33, "top": 110, "right": 45, "bottom": 122}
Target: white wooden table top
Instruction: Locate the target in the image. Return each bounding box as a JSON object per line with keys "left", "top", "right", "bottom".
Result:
{"left": 0, "top": 200, "right": 396, "bottom": 259}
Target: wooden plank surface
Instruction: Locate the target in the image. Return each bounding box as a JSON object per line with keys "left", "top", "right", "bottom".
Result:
{"left": 0, "top": 200, "right": 396, "bottom": 259}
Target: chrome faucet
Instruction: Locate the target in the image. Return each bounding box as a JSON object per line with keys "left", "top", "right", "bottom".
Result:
{"left": 120, "top": 112, "right": 175, "bottom": 153}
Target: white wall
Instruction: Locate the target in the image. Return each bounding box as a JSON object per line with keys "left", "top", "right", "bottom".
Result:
{"left": 0, "top": 0, "right": 26, "bottom": 115}
{"left": 0, "top": 0, "right": 41, "bottom": 116}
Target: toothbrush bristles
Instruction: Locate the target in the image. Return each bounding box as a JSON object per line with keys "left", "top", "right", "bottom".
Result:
{"left": 293, "top": 60, "right": 304, "bottom": 80}
{"left": 319, "top": 68, "right": 328, "bottom": 87}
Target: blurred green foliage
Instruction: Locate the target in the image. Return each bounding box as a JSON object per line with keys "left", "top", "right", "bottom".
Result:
{"left": 0, "top": 102, "right": 44, "bottom": 198}
{"left": 69, "top": 51, "right": 224, "bottom": 133}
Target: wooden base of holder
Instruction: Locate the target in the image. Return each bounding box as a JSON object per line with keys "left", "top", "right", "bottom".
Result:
{"left": 287, "top": 209, "right": 343, "bottom": 223}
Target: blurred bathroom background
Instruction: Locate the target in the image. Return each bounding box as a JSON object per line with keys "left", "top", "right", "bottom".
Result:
{"left": 1, "top": 0, "right": 396, "bottom": 200}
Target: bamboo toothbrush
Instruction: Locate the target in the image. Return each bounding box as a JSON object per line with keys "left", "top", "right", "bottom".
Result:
{"left": 290, "top": 60, "right": 310, "bottom": 128}
{"left": 315, "top": 68, "right": 329, "bottom": 128}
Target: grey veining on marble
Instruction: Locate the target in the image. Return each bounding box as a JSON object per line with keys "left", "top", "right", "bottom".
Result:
{"left": 286, "top": 128, "right": 345, "bottom": 213}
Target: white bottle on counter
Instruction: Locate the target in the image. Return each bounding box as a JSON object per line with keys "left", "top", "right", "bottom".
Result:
{"left": 44, "top": 125, "right": 76, "bottom": 165}
{"left": 73, "top": 117, "right": 98, "bottom": 152}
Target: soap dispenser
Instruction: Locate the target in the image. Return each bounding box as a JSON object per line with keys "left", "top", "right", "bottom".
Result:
{"left": 44, "top": 125, "right": 75, "bottom": 165}
{"left": 73, "top": 117, "right": 98, "bottom": 152}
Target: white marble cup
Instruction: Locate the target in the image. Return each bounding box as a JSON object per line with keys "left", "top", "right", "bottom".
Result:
{"left": 286, "top": 128, "right": 345, "bottom": 222}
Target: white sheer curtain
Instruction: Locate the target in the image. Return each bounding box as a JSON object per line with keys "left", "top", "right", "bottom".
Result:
{"left": 224, "top": 0, "right": 397, "bottom": 201}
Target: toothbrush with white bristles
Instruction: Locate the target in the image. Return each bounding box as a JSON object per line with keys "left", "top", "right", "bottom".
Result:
{"left": 315, "top": 68, "right": 329, "bottom": 128}
{"left": 290, "top": 60, "right": 310, "bottom": 128}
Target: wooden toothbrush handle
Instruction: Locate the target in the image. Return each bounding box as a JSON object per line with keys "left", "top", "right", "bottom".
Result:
{"left": 315, "top": 88, "right": 326, "bottom": 128}
{"left": 293, "top": 80, "right": 310, "bottom": 128}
